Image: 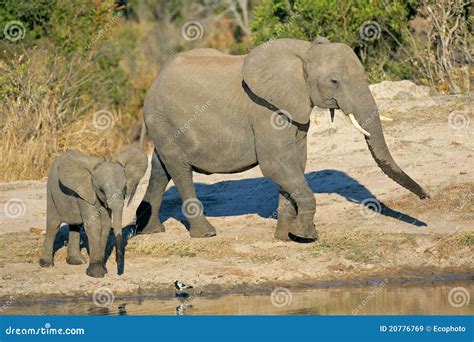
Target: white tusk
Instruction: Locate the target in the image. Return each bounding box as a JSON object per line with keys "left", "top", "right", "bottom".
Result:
{"left": 348, "top": 114, "right": 371, "bottom": 137}
{"left": 380, "top": 114, "right": 393, "bottom": 121}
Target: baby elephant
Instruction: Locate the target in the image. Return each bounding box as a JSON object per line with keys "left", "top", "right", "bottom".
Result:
{"left": 39, "top": 147, "right": 148, "bottom": 278}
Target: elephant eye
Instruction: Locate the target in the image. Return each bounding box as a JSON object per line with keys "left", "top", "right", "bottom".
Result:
{"left": 330, "top": 79, "right": 339, "bottom": 85}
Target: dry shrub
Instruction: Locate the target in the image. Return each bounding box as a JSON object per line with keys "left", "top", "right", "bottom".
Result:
{"left": 0, "top": 49, "right": 128, "bottom": 181}
{"left": 403, "top": 0, "right": 471, "bottom": 93}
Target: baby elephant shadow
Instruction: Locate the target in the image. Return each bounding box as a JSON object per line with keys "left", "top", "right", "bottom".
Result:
{"left": 52, "top": 225, "right": 135, "bottom": 275}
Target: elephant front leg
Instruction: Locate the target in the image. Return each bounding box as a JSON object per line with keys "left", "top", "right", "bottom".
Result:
{"left": 99, "top": 212, "right": 112, "bottom": 274}
{"left": 66, "top": 224, "right": 85, "bottom": 265}
{"left": 275, "top": 192, "right": 297, "bottom": 241}
{"left": 277, "top": 178, "right": 316, "bottom": 241}
{"left": 39, "top": 199, "right": 61, "bottom": 267}
{"left": 257, "top": 135, "right": 316, "bottom": 241}
{"left": 84, "top": 220, "right": 107, "bottom": 278}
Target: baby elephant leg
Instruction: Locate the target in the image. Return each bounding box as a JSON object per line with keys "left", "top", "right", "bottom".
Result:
{"left": 39, "top": 202, "right": 61, "bottom": 267}
{"left": 99, "top": 211, "right": 112, "bottom": 274}
{"left": 66, "top": 224, "right": 85, "bottom": 265}
{"left": 84, "top": 220, "right": 107, "bottom": 278}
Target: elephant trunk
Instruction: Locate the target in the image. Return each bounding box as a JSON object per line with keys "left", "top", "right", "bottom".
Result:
{"left": 347, "top": 85, "right": 429, "bottom": 199}
{"left": 111, "top": 205, "right": 124, "bottom": 274}
{"left": 364, "top": 125, "right": 429, "bottom": 199}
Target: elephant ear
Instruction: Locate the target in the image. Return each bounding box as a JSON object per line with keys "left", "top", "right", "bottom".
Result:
{"left": 115, "top": 147, "right": 148, "bottom": 204}
{"left": 242, "top": 39, "right": 313, "bottom": 124}
{"left": 57, "top": 151, "right": 104, "bottom": 205}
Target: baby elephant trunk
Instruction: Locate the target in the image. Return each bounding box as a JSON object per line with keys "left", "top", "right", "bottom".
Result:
{"left": 111, "top": 206, "right": 124, "bottom": 274}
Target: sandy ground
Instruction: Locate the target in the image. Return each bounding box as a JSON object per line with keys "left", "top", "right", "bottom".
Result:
{"left": 0, "top": 82, "right": 472, "bottom": 302}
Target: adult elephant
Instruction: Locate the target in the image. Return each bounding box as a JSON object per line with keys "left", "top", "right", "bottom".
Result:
{"left": 136, "top": 38, "right": 429, "bottom": 241}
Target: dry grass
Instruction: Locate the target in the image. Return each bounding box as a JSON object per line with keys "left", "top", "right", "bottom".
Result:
{"left": 385, "top": 183, "right": 474, "bottom": 217}
{"left": 0, "top": 50, "right": 131, "bottom": 182}
{"left": 433, "top": 231, "right": 474, "bottom": 259}
{"left": 127, "top": 240, "right": 199, "bottom": 258}
{"left": 126, "top": 235, "right": 234, "bottom": 259}
{"left": 312, "top": 230, "right": 417, "bottom": 263}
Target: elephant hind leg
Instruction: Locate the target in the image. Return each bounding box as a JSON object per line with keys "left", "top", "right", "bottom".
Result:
{"left": 66, "top": 224, "right": 85, "bottom": 265}
{"left": 136, "top": 149, "right": 170, "bottom": 234}
{"left": 39, "top": 201, "right": 61, "bottom": 267}
{"left": 165, "top": 161, "right": 216, "bottom": 238}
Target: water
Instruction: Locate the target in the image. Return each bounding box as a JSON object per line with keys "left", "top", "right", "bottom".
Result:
{"left": 3, "top": 281, "right": 473, "bottom": 316}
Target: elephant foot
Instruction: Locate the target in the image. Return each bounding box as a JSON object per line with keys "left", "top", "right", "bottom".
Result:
{"left": 140, "top": 221, "right": 166, "bottom": 235}
{"left": 66, "top": 254, "right": 85, "bottom": 265}
{"left": 39, "top": 258, "right": 54, "bottom": 268}
{"left": 289, "top": 222, "right": 318, "bottom": 241}
{"left": 86, "top": 263, "right": 106, "bottom": 278}
{"left": 189, "top": 220, "right": 217, "bottom": 238}
{"left": 102, "top": 262, "right": 108, "bottom": 274}
{"left": 275, "top": 215, "right": 296, "bottom": 241}
{"left": 274, "top": 228, "right": 291, "bottom": 241}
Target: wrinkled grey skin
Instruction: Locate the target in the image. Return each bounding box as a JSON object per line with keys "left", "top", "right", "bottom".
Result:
{"left": 136, "top": 38, "right": 429, "bottom": 241}
{"left": 40, "top": 147, "right": 148, "bottom": 278}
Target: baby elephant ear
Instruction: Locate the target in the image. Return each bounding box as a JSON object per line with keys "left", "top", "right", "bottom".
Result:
{"left": 115, "top": 147, "right": 148, "bottom": 204}
{"left": 57, "top": 151, "right": 104, "bottom": 205}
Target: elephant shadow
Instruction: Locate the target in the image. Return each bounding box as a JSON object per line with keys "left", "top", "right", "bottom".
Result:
{"left": 52, "top": 225, "right": 135, "bottom": 274}
{"left": 159, "top": 169, "right": 426, "bottom": 227}
{"left": 52, "top": 169, "right": 425, "bottom": 268}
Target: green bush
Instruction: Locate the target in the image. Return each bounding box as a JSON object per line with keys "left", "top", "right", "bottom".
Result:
{"left": 0, "top": 0, "right": 119, "bottom": 53}
{"left": 0, "top": 0, "right": 55, "bottom": 41}
{"left": 48, "top": 0, "right": 117, "bottom": 55}
{"left": 250, "top": 0, "right": 418, "bottom": 82}
{"left": 0, "top": 0, "right": 142, "bottom": 180}
{"left": 1, "top": 0, "right": 139, "bottom": 113}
